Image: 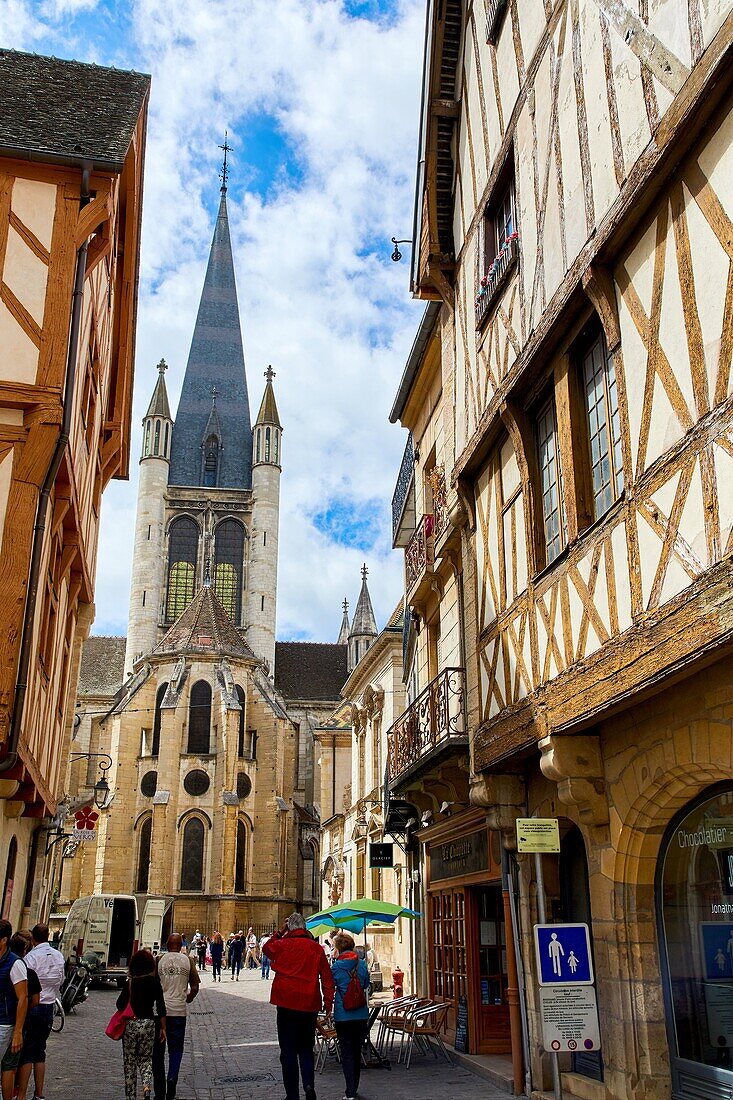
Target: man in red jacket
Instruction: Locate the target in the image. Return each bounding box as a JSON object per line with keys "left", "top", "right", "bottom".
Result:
{"left": 263, "top": 913, "right": 335, "bottom": 1100}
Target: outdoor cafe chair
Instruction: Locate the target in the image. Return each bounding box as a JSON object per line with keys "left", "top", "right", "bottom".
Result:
{"left": 315, "top": 1015, "right": 340, "bottom": 1073}
{"left": 402, "top": 1001, "right": 453, "bottom": 1069}
{"left": 378, "top": 997, "right": 432, "bottom": 1061}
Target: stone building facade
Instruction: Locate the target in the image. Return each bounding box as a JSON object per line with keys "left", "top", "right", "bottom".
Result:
{"left": 392, "top": 3, "right": 733, "bottom": 1099}
{"left": 0, "top": 50, "right": 148, "bottom": 927}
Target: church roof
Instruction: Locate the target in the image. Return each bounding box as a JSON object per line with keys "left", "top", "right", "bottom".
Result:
{"left": 154, "top": 583, "right": 256, "bottom": 661}
{"left": 0, "top": 49, "right": 150, "bottom": 173}
{"left": 255, "top": 372, "right": 282, "bottom": 429}
{"left": 145, "top": 360, "right": 171, "bottom": 420}
{"left": 78, "top": 636, "right": 126, "bottom": 697}
{"left": 275, "top": 642, "right": 348, "bottom": 702}
{"left": 168, "top": 189, "right": 253, "bottom": 489}
{"left": 350, "top": 567, "right": 378, "bottom": 638}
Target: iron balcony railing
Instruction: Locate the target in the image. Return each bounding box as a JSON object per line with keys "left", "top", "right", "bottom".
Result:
{"left": 405, "top": 513, "right": 434, "bottom": 596}
{"left": 430, "top": 465, "right": 450, "bottom": 544}
{"left": 392, "top": 433, "right": 416, "bottom": 547}
{"left": 475, "top": 235, "right": 519, "bottom": 329}
{"left": 387, "top": 667, "right": 466, "bottom": 785}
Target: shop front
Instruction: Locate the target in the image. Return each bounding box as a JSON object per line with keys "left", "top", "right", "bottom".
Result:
{"left": 657, "top": 783, "right": 733, "bottom": 1100}
{"left": 422, "top": 810, "right": 520, "bottom": 1060}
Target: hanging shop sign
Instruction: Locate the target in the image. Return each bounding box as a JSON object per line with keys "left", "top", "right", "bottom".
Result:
{"left": 539, "top": 985, "right": 601, "bottom": 1052}
{"left": 516, "top": 817, "right": 560, "bottom": 853}
{"left": 369, "top": 843, "right": 394, "bottom": 868}
{"left": 429, "top": 828, "right": 489, "bottom": 882}
{"left": 72, "top": 807, "right": 99, "bottom": 843}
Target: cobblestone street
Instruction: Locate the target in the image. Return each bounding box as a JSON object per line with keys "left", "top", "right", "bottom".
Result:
{"left": 48, "top": 969, "right": 502, "bottom": 1100}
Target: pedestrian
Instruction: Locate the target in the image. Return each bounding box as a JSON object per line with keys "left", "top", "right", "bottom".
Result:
{"left": 3, "top": 933, "right": 39, "bottom": 1100}
{"left": 191, "top": 930, "right": 206, "bottom": 973}
{"left": 210, "top": 932, "right": 224, "bottom": 982}
{"left": 153, "top": 934, "right": 199, "bottom": 1100}
{"left": 0, "top": 920, "right": 27, "bottom": 1096}
{"left": 244, "top": 927, "right": 259, "bottom": 970}
{"left": 330, "top": 932, "right": 370, "bottom": 1100}
{"left": 180, "top": 935, "right": 188, "bottom": 955}
{"left": 116, "top": 949, "right": 167, "bottom": 1100}
{"left": 229, "top": 933, "right": 244, "bottom": 980}
{"left": 260, "top": 931, "right": 273, "bottom": 980}
{"left": 16, "top": 923, "right": 64, "bottom": 1100}
{"left": 263, "top": 912, "right": 335, "bottom": 1100}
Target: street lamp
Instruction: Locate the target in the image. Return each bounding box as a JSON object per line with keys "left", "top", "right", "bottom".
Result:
{"left": 69, "top": 752, "right": 113, "bottom": 810}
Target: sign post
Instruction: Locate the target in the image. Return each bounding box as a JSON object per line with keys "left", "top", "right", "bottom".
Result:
{"left": 533, "top": 838, "right": 564, "bottom": 1100}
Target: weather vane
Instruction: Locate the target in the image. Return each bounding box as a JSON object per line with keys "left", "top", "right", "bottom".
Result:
{"left": 219, "top": 132, "right": 232, "bottom": 192}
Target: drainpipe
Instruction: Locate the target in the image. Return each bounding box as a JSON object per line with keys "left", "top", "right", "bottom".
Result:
{"left": 0, "top": 162, "right": 93, "bottom": 776}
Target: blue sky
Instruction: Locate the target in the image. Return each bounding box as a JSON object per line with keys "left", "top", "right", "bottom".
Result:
{"left": 3, "top": 0, "right": 425, "bottom": 641}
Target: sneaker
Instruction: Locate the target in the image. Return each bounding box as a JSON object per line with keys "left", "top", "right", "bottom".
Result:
{"left": 305, "top": 1088, "right": 317, "bottom": 1100}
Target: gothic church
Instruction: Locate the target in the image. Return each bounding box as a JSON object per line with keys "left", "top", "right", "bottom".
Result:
{"left": 62, "top": 171, "right": 367, "bottom": 933}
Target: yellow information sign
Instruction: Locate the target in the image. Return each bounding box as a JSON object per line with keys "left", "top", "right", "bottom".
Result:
{"left": 516, "top": 818, "right": 560, "bottom": 853}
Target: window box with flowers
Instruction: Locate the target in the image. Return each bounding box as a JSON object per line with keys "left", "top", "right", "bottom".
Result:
{"left": 475, "top": 231, "right": 519, "bottom": 329}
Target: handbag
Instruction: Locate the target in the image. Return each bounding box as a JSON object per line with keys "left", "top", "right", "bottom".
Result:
{"left": 106, "top": 983, "right": 135, "bottom": 1040}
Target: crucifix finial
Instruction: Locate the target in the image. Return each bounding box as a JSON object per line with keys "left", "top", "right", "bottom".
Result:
{"left": 157, "top": 358, "right": 167, "bottom": 374}
{"left": 211, "top": 385, "right": 219, "bottom": 406}
{"left": 204, "top": 558, "right": 212, "bottom": 586}
{"left": 342, "top": 598, "right": 349, "bottom": 614}
{"left": 264, "top": 365, "right": 276, "bottom": 383}
{"left": 219, "top": 131, "right": 231, "bottom": 192}
{"left": 361, "top": 563, "right": 368, "bottom": 582}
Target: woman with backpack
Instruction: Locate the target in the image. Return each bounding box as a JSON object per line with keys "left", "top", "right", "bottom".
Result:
{"left": 330, "top": 932, "right": 370, "bottom": 1100}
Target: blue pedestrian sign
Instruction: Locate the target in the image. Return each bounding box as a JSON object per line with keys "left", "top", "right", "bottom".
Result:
{"left": 535, "top": 923, "right": 594, "bottom": 986}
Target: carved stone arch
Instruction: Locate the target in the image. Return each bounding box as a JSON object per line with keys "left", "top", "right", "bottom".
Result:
{"left": 177, "top": 808, "right": 213, "bottom": 831}
{"left": 134, "top": 809, "right": 153, "bottom": 831}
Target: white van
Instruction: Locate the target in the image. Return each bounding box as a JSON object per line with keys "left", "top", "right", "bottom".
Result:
{"left": 62, "top": 895, "right": 174, "bottom": 983}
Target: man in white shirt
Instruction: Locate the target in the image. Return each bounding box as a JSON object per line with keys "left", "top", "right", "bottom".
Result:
{"left": 18, "top": 923, "right": 63, "bottom": 1100}
{"left": 0, "top": 920, "right": 27, "bottom": 1067}
{"left": 154, "top": 934, "right": 200, "bottom": 1100}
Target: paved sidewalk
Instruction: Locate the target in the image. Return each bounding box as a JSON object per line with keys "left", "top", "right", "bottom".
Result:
{"left": 47, "top": 967, "right": 507, "bottom": 1099}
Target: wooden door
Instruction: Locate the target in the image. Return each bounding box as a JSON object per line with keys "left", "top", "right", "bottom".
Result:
{"left": 470, "top": 884, "right": 511, "bottom": 1054}
{"left": 428, "top": 888, "right": 468, "bottom": 1042}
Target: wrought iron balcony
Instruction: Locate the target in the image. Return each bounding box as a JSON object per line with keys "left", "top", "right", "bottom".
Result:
{"left": 405, "top": 513, "right": 434, "bottom": 598}
{"left": 392, "top": 433, "right": 416, "bottom": 548}
{"left": 387, "top": 667, "right": 467, "bottom": 787}
{"left": 475, "top": 235, "right": 519, "bottom": 329}
{"left": 429, "top": 465, "right": 450, "bottom": 545}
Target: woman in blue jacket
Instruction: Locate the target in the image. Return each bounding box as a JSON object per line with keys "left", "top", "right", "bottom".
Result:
{"left": 330, "top": 932, "right": 370, "bottom": 1100}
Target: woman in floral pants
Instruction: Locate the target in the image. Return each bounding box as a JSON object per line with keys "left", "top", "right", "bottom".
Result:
{"left": 117, "top": 950, "right": 167, "bottom": 1099}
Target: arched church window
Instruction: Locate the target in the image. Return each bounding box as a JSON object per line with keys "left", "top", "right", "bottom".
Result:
{"left": 144, "top": 421, "right": 151, "bottom": 456}
{"left": 154, "top": 420, "right": 161, "bottom": 455}
{"left": 188, "top": 680, "right": 211, "bottom": 754}
{"left": 214, "top": 519, "right": 244, "bottom": 622}
{"left": 265, "top": 427, "right": 271, "bottom": 462}
{"left": 164, "top": 423, "right": 169, "bottom": 457}
{"left": 235, "top": 684, "right": 247, "bottom": 757}
{"left": 256, "top": 430, "right": 261, "bottom": 463}
{"left": 235, "top": 819, "right": 246, "bottom": 893}
{"left": 180, "top": 817, "right": 205, "bottom": 891}
{"left": 203, "top": 435, "right": 219, "bottom": 487}
{"left": 274, "top": 430, "right": 279, "bottom": 465}
{"left": 152, "top": 682, "right": 168, "bottom": 757}
{"left": 136, "top": 817, "right": 152, "bottom": 893}
{"left": 165, "top": 517, "right": 198, "bottom": 621}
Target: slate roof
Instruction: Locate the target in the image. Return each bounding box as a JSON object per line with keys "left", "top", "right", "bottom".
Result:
{"left": 274, "top": 642, "right": 348, "bottom": 702}
{"left": 168, "top": 190, "right": 253, "bottom": 490}
{"left": 154, "top": 583, "right": 256, "bottom": 660}
{"left": 78, "top": 636, "right": 127, "bottom": 697}
{"left": 0, "top": 49, "right": 150, "bottom": 172}
{"left": 145, "top": 361, "right": 171, "bottom": 419}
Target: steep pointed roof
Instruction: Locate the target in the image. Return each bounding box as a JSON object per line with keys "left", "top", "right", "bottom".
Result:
{"left": 255, "top": 366, "right": 282, "bottom": 429}
{"left": 168, "top": 189, "right": 252, "bottom": 489}
{"left": 146, "top": 359, "right": 172, "bottom": 419}
{"left": 337, "top": 599, "right": 350, "bottom": 645}
{"left": 154, "top": 582, "right": 256, "bottom": 660}
{"left": 202, "top": 398, "right": 222, "bottom": 441}
{"left": 350, "top": 565, "right": 378, "bottom": 638}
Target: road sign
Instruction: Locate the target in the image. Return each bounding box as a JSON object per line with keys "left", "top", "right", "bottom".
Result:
{"left": 535, "top": 923, "right": 594, "bottom": 985}
{"left": 516, "top": 818, "right": 560, "bottom": 853}
{"left": 539, "top": 985, "right": 601, "bottom": 1052}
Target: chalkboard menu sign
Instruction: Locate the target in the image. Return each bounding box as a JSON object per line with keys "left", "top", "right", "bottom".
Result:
{"left": 455, "top": 994, "right": 469, "bottom": 1052}
{"left": 429, "top": 828, "right": 489, "bottom": 882}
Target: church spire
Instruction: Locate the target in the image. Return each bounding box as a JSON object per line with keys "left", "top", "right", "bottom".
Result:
{"left": 168, "top": 159, "right": 252, "bottom": 489}
{"left": 337, "top": 598, "right": 350, "bottom": 645}
{"left": 348, "top": 564, "right": 378, "bottom": 671}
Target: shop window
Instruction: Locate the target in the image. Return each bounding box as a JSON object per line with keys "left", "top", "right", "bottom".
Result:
{"left": 658, "top": 785, "right": 733, "bottom": 1086}
{"left": 188, "top": 681, "right": 211, "bottom": 754}
{"left": 235, "top": 819, "right": 246, "bottom": 893}
{"left": 180, "top": 817, "right": 205, "bottom": 892}
{"left": 536, "top": 395, "right": 567, "bottom": 565}
{"left": 214, "top": 519, "right": 244, "bottom": 621}
{"left": 166, "top": 517, "right": 198, "bottom": 621}
{"left": 579, "top": 328, "right": 624, "bottom": 520}
{"left": 136, "top": 817, "right": 152, "bottom": 893}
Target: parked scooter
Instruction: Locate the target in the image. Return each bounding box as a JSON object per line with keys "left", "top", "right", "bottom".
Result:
{"left": 59, "top": 952, "right": 98, "bottom": 1013}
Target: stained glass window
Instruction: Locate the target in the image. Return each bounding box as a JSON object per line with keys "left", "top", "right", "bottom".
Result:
{"left": 235, "top": 684, "right": 247, "bottom": 757}
{"left": 180, "top": 817, "right": 205, "bottom": 892}
{"left": 214, "top": 519, "right": 244, "bottom": 621}
{"left": 136, "top": 817, "right": 152, "bottom": 893}
{"left": 188, "top": 681, "right": 211, "bottom": 754}
{"left": 152, "top": 682, "right": 167, "bottom": 757}
{"left": 166, "top": 517, "right": 198, "bottom": 621}
{"left": 235, "top": 819, "right": 246, "bottom": 893}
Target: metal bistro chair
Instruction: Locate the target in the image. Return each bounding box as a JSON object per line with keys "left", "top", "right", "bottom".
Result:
{"left": 402, "top": 1001, "right": 453, "bottom": 1068}
{"left": 315, "top": 1015, "right": 340, "bottom": 1074}
{"left": 373, "top": 995, "right": 414, "bottom": 1053}
{"left": 378, "top": 997, "right": 431, "bottom": 1062}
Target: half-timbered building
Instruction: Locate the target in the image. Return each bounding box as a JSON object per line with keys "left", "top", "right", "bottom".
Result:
{"left": 399, "top": 2, "right": 733, "bottom": 1098}
{"left": 0, "top": 50, "right": 148, "bottom": 927}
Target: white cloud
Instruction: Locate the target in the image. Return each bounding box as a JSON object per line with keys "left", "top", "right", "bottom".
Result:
{"left": 4, "top": 0, "right": 425, "bottom": 642}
